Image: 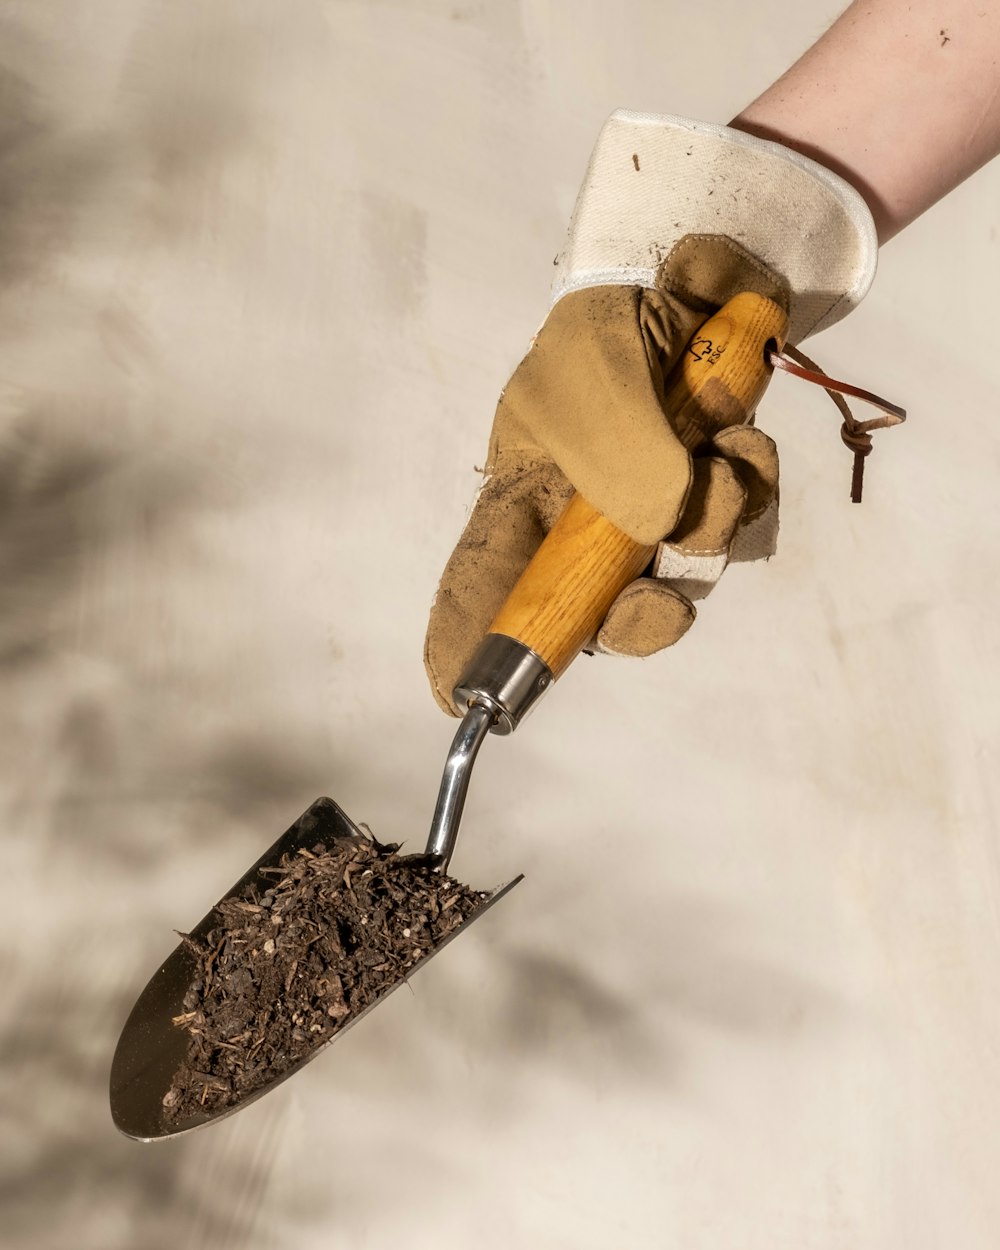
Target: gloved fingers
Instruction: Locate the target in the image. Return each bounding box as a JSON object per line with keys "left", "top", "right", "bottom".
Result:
{"left": 595, "top": 579, "right": 696, "bottom": 658}
{"left": 423, "top": 458, "right": 572, "bottom": 716}
{"left": 729, "top": 494, "right": 779, "bottom": 564}
{"left": 650, "top": 456, "right": 745, "bottom": 601}
{"left": 710, "top": 424, "right": 779, "bottom": 522}
{"left": 664, "top": 454, "right": 747, "bottom": 552}
{"left": 710, "top": 424, "right": 780, "bottom": 564}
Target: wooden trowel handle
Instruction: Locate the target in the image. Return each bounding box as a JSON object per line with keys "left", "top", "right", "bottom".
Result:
{"left": 487, "top": 290, "right": 790, "bottom": 679}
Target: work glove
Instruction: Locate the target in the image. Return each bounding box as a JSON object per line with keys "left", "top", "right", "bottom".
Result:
{"left": 425, "top": 111, "right": 878, "bottom": 715}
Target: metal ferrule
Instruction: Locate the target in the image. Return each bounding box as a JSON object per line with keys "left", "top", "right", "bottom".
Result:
{"left": 452, "top": 633, "right": 553, "bottom": 736}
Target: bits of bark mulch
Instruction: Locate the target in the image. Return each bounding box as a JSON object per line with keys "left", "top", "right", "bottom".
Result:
{"left": 163, "top": 835, "right": 488, "bottom": 1123}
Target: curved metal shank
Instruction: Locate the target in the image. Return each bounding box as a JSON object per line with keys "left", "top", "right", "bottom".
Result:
{"left": 424, "top": 701, "right": 494, "bottom": 870}
{"left": 426, "top": 635, "right": 554, "bottom": 871}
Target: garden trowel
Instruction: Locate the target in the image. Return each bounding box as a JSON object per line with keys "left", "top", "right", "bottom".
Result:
{"left": 110, "top": 291, "right": 788, "bottom": 1141}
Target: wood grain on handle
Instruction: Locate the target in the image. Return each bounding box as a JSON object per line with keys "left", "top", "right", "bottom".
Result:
{"left": 488, "top": 291, "right": 790, "bottom": 679}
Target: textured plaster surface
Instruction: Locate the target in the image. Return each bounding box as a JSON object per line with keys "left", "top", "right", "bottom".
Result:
{"left": 3, "top": 3, "right": 999, "bottom": 1247}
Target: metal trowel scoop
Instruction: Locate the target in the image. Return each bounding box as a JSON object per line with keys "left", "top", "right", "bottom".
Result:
{"left": 110, "top": 291, "right": 788, "bottom": 1140}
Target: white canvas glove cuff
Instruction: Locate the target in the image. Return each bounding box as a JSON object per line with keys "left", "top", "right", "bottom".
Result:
{"left": 551, "top": 110, "right": 878, "bottom": 345}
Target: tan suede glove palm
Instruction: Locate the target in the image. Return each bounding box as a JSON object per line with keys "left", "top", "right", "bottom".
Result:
{"left": 424, "top": 257, "right": 781, "bottom": 715}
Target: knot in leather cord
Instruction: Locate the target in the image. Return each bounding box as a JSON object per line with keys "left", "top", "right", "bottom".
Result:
{"left": 767, "top": 344, "right": 906, "bottom": 503}
{"left": 839, "top": 422, "right": 873, "bottom": 457}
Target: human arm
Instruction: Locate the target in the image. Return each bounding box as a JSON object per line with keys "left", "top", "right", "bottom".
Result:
{"left": 730, "top": 0, "right": 1000, "bottom": 245}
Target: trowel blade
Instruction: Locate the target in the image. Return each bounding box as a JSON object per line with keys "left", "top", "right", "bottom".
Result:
{"left": 109, "top": 796, "right": 521, "bottom": 1142}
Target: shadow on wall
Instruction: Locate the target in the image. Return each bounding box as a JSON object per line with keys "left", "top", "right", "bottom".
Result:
{"left": 0, "top": 975, "right": 294, "bottom": 1250}
{"left": 0, "top": 9, "right": 345, "bottom": 1249}
{"left": 0, "top": 65, "right": 114, "bottom": 289}
{"left": 0, "top": 0, "right": 338, "bottom": 853}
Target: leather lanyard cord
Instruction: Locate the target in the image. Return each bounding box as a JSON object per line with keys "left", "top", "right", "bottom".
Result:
{"left": 766, "top": 344, "right": 907, "bottom": 503}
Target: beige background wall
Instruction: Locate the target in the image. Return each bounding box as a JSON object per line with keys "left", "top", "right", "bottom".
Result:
{"left": 3, "top": 2, "right": 999, "bottom": 1246}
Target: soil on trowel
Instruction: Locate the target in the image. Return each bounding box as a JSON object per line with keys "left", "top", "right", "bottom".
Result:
{"left": 163, "top": 835, "right": 488, "bottom": 1123}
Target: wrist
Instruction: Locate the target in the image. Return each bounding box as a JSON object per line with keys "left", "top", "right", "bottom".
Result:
{"left": 728, "top": 1, "right": 1000, "bottom": 246}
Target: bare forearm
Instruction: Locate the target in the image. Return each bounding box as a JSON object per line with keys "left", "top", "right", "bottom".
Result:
{"left": 730, "top": 0, "right": 1000, "bottom": 245}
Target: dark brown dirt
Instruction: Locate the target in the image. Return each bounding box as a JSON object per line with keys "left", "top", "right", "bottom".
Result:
{"left": 163, "top": 835, "right": 488, "bottom": 1122}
